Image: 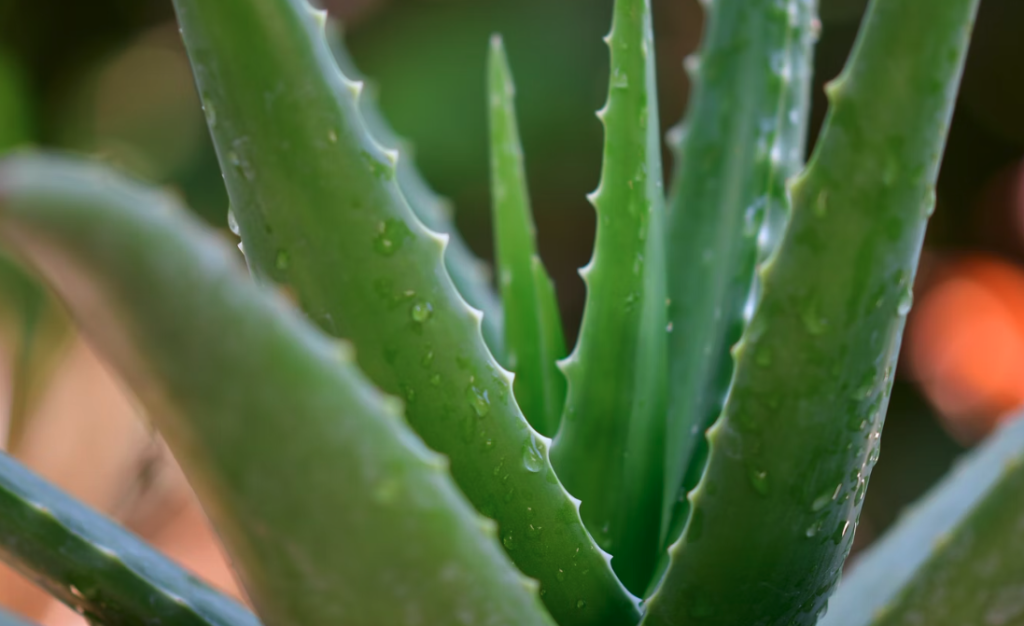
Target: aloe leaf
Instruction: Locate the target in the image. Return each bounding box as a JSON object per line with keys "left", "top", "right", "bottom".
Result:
{"left": 0, "top": 51, "right": 31, "bottom": 151}
{"left": 644, "top": 0, "right": 979, "bottom": 622}
{"left": 0, "top": 154, "right": 558, "bottom": 626}
{"left": 0, "top": 449, "right": 260, "bottom": 626}
{"left": 0, "top": 255, "right": 71, "bottom": 452}
{"left": 549, "top": 0, "right": 667, "bottom": 596}
{"left": 171, "top": 2, "right": 639, "bottom": 621}
{"left": 0, "top": 52, "right": 71, "bottom": 452}
{"left": 661, "top": 0, "right": 818, "bottom": 550}
{"left": 329, "top": 25, "right": 505, "bottom": 359}
{"left": 820, "top": 416, "right": 1024, "bottom": 626}
{"left": 487, "top": 36, "right": 567, "bottom": 438}
{"left": 0, "top": 608, "right": 37, "bottom": 626}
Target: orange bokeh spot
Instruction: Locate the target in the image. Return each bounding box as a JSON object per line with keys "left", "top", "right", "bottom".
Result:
{"left": 907, "top": 255, "right": 1024, "bottom": 443}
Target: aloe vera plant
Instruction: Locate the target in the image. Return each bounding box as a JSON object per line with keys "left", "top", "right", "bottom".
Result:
{"left": 0, "top": 0, "right": 1011, "bottom": 623}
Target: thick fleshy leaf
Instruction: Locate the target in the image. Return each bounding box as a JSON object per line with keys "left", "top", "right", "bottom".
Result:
{"left": 0, "top": 450, "right": 260, "bottom": 626}
{"left": 644, "top": 0, "right": 979, "bottom": 622}
{"left": 550, "top": 0, "right": 668, "bottom": 595}
{"left": 487, "top": 36, "right": 567, "bottom": 438}
{"left": 328, "top": 25, "right": 505, "bottom": 359}
{"left": 821, "top": 416, "right": 1024, "bottom": 626}
{"left": 172, "top": 0, "right": 639, "bottom": 621}
{"left": 0, "top": 154, "right": 557, "bottom": 626}
{"left": 661, "top": 0, "right": 817, "bottom": 550}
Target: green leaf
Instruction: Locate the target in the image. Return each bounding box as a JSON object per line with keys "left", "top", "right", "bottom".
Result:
{"left": 0, "top": 253, "right": 71, "bottom": 452}
{"left": 0, "top": 153, "right": 558, "bottom": 626}
{"left": 644, "top": 0, "right": 979, "bottom": 622}
{"left": 170, "top": 1, "right": 639, "bottom": 620}
{"left": 821, "top": 416, "right": 1024, "bottom": 626}
{"left": 0, "top": 50, "right": 71, "bottom": 452}
{"left": 550, "top": 0, "right": 668, "bottom": 596}
{"left": 661, "top": 0, "right": 818, "bottom": 551}
{"left": 0, "top": 51, "right": 31, "bottom": 152}
{"left": 328, "top": 24, "right": 505, "bottom": 359}
{"left": 0, "top": 450, "right": 260, "bottom": 626}
{"left": 486, "top": 35, "right": 567, "bottom": 438}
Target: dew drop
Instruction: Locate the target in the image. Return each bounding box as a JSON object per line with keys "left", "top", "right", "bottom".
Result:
{"left": 748, "top": 467, "right": 770, "bottom": 496}
{"left": 526, "top": 523, "right": 544, "bottom": 538}
{"left": 202, "top": 99, "right": 217, "bottom": 127}
{"left": 522, "top": 438, "right": 545, "bottom": 473}
{"left": 624, "top": 292, "right": 640, "bottom": 312}
{"left": 227, "top": 209, "right": 240, "bottom": 236}
{"left": 897, "top": 288, "right": 914, "bottom": 316}
{"left": 801, "top": 299, "right": 827, "bottom": 335}
{"left": 814, "top": 190, "right": 828, "bottom": 217}
{"left": 361, "top": 150, "right": 396, "bottom": 180}
{"left": 421, "top": 350, "right": 435, "bottom": 368}
{"left": 503, "top": 533, "right": 515, "bottom": 550}
{"left": 832, "top": 520, "right": 851, "bottom": 545}
{"left": 275, "top": 249, "right": 290, "bottom": 271}
{"left": 924, "top": 188, "right": 937, "bottom": 217}
{"left": 467, "top": 385, "right": 491, "bottom": 417}
{"left": 410, "top": 300, "right": 434, "bottom": 323}
{"left": 811, "top": 483, "right": 841, "bottom": 512}
{"left": 327, "top": 129, "right": 338, "bottom": 143}
{"left": 373, "top": 219, "right": 413, "bottom": 256}
{"left": 430, "top": 374, "right": 442, "bottom": 386}
{"left": 847, "top": 413, "right": 868, "bottom": 432}
{"left": 556, "top": 569, "right": 566, "bottom": 582}
{"left": 577, "top": 600, "right": 587, "bottom": 610}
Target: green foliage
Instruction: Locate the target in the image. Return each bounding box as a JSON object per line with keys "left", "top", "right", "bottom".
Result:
{"left": 0, "top": 449, "right": 259, "bottom": 626}
{"left": 0, "top": 0, "right": 1000, "bottom": 624}
{"left": 822, "top": 417, "right": 1024, "bottom": 626}
{"left": 549, "top": 0, "right": 667, "bottom": 595}
{"left": 0, "top": 154, "right": 555, "bottom": 626}
{"left": 487, "top": 36, "right": 567, "bottom": 438}
{"left": 661, "top": 0, "right": 816, "bottom": 552}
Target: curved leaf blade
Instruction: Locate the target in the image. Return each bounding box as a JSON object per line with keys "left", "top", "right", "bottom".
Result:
{"left": 0, "top": 450, "right": 260, "bottom": 626}
{"left": 550, "top": 0, "right": 668, "bottom": 595}
{"left": 329, "top": 26, "right": 505, "bottom": 358}
{"left": 172, "top": 0, "right": 640, "bottom": 621}
{"left": 661, "top": 0, "right": 818, "bottom": 550}
{"left": 821, "top": 416, "right": 1024, "bottom": 626}
{"left": 487, "top": 36, "right": 567, "bottom": 438}
{"left": 644, "top": 0, "right": 980, "bottom": 622}
{"left": 0, "top": 153, "right": 557, "bottom": 626}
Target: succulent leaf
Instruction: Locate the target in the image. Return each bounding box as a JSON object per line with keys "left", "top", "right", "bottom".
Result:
{"left": 661, "top": 0, "right": 818, "bottom": 551}
{"left": 171, "top": 0, "right": 638, "bottom": 622}
{"left": 821, "top": 416, "right": 1024, "bottom": 626}
{"left": 550, "top": 0, "right": 668, "bottom": 596}
{"left": 0, "top": 253, "right": 70, "bottom": 452}
{"left": 0, "top": 450, "right": 260, "bottom": 626}
{"left": 487, "top": 35, "right": 567, "bottom": 438}
{"left": 329, "top": 25, "right": 505, "bottom": 359}
{"left": 0, "top": 154, "right": 558, "bottom": 626}
{"left": 644, "top": 0, "right": 980, "bottom": 622}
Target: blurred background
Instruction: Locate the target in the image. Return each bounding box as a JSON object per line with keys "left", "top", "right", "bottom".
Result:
{"left": 1, "top": 0, "right": 1023, "bottom": 621}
